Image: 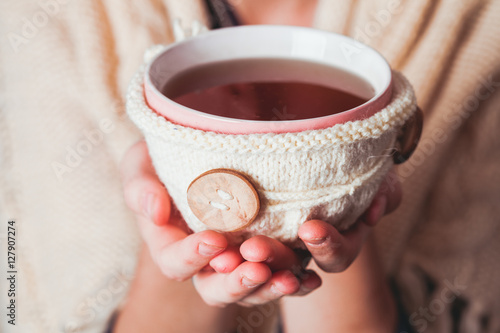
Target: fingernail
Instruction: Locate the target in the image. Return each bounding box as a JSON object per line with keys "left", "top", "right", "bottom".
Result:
{"left": 198, "top": 242, "right": 224, "bottom": 257}
{"left": 142, "top": 193, "right": 157, "bottom": 220}
{"left": 305, "top": 237, "right": 326, "bottom": 247}
{"left": 241, "top": 276, "right": 262, "bottom": 288}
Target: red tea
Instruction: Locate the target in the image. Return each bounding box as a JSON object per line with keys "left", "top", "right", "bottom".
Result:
{"left": 162, "top": 58, "right": 374, "bottom": 121}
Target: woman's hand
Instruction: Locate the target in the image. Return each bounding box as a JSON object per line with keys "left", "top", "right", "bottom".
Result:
{"left": 297, "top": 169, "right": 402, "bottom": 272}
{"left": 120, "top": 141, "right": 228, "bottom": 282}
{"left": 193, "top": 235, "right": 322, "bottom": 307}
{"left": 120, "top": 140, "right": 321, "bottom": 307}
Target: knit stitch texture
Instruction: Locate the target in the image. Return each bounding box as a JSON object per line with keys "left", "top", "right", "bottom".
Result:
{"left": 126, "top": 53, "right": 417, "bottom": 245}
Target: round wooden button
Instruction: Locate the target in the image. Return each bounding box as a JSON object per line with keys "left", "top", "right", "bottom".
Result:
{"left": 393, "top": 107, "right": 424, "bottom": 164}
{"left": 187, "top": 169, "right": 260, "bottom": 232}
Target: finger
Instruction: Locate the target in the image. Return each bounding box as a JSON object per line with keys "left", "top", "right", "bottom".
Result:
{"left": 210, "top": 246, "right": 244, "bottom": 273}
{"left": 298, "top": 219, "right": 371, "bottom": 273}
{"left": 240, "top": 235, "right": 300, "bottom": 271}
{"left": 362, "top": 168, "right": 402, "bottom": 226}
{"left": 361, "top": 194, "right": 387, "bottom": 227}
{"left": 139, "top": 218, "right": 228, "bottom": 281}
{"left": 157, "top": 230, "right": 227, "bottom": 281}
{"left": 193, "top": 261, "right": 272, "bottom": 307}
{"left": 379, "top": 168, "right": 402, "bottom": 214}
{"left": 121, "top": 140, "right": 171, "bottom": 225}
{"left": 239, "top": 268, "right": 322, "bottom": 305}
{"left": 238, "top": 270, "right": 300, "bottom": 305}
{"left": 292, "top": 269, "right": 322, "bottom": 297}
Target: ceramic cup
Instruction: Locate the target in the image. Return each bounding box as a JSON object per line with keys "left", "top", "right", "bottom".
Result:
{"left": 127, "top": 25, "right": 421, "bottom": 243}
{"left": 144, "top": 25, "right": 393, "bottom": 134}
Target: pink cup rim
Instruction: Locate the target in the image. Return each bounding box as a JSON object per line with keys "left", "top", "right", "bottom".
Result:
{"left": 144, "top": 25, "right": 393, "bottom": 134}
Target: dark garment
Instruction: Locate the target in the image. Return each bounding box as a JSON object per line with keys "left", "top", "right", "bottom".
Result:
{"left": 204, "top": 0, "right": 241, "bottom": 28}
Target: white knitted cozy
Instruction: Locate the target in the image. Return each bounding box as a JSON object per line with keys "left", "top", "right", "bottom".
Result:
{"left": 126, "top": 48, "right": 417, "bottom": 246}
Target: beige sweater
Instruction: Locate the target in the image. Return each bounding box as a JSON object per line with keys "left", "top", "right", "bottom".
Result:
{"left": 0, "top": 0, "right": 499, "bottom": 332}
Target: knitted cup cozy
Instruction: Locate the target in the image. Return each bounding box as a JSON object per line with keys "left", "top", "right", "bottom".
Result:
{"left": 126, "top": 48, "right": 418, "bottom": 246}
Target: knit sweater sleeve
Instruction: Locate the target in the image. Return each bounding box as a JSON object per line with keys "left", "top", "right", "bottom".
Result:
{"left": 0, "top": 1, "right": 178, "bottom": 332}
{"left": 315, "top": 0, "right": 500, "bottom": 330}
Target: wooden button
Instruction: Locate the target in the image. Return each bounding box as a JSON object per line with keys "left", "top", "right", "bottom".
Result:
{"left": 393, "top": 107, "right": 424, "bottom": 164}
{"left": 187, "top": 169, "right": 260, "bottom": 232}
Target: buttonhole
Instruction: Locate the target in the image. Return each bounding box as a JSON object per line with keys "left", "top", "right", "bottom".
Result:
{"left": 216, "top": 189, "right": 234, "bottom": 200}
{"left": 209, "top": 201, "right": 230, "bottom": 211}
